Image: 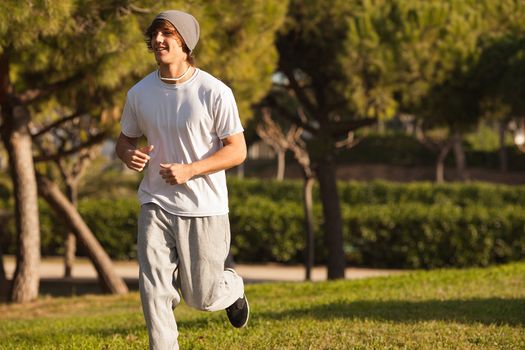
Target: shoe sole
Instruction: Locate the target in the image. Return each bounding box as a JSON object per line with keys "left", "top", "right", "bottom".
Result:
{"left": 239, "top": 294, "right": 250, "bottom": 328}
{"left": 225, "top": 269, "right": 250, "bottom": 328}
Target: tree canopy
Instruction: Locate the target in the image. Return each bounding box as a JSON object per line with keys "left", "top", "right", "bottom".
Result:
{"left": 0, "top": 0, "right": 288, "bottom": 302}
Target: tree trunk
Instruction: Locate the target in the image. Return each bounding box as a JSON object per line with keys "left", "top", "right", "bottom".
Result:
{"left": 0, "top": 242, "right": 8, "bottom": 302}
{"left": 303, "top": 175, "right": 315, "bottom": 281}
{"left": 36, "top": 175, "right": 128, "bottom": 294}
{"left": 452, "top": 132, "right": 469, "bottom": 181}
{"left": 64, "top": 181, "right": 77, "bottom": 278}
{"left": 316, "top": 157, "right": 345, "bottom": 279}
{"left": 1, "top": 105, "right": 41, "bottom": 303}
{"left": 499, "top": 121, "right": 508, "bottom": 173}
{"left": 0, "top": 210, "right": 10, "bottom": 302}
{"left": 435, "top": 138, "right": 454, "bottom": 183}
{"left": 64, "top": 233, "right": 76, "bottom": 278}
{"left": 276, "top": 150, "right": 285, "bottom": 181}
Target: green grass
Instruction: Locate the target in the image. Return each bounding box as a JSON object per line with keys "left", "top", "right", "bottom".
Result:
{"left": 1, "top": 263, "right": 524, "bottom": 349}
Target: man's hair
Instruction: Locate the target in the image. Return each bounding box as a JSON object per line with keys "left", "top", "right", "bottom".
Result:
{"left": 144, "top": 19, "right": 195, "bottom": 66}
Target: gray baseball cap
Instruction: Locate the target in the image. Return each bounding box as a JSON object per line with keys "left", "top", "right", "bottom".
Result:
{"left": 154, "top": 10, "right": 200, "bottom": 52}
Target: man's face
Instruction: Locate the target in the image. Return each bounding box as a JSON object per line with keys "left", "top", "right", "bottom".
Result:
{"left": 150, "top": 25, "right": 186, "bottom": 66}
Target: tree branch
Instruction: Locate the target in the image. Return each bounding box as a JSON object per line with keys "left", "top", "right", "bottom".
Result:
{"left": 335, "top": 132, "right": 361, "bottom": 150}
{"left": 129, "top": 4, "right": 152, "bottom": 14}
{"left": 262, "top": 96, "right": 318, "bottom": 134}
{"left": 17, "top": 72, "right": 84, "bottom": 104}
{"left": 282, "top": 69, "right": 318, "bottom": 117}
{"left": 33, "top": 132, "right": 107, "bottom": 163}
{"left": 31, "top": 112, "right": 84, "bottom": 138}
{"left": 329, "top": 117, "right": 377, "bottom": 137}
{"left": 415, "top": 122, "right": 449, "bottom": 152}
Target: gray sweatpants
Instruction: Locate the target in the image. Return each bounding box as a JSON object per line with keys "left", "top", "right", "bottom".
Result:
{"left": 138, "top": 203, "right": 244, "bottom": 350}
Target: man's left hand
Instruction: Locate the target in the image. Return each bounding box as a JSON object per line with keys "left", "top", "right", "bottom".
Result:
{"left": 159, "top": 163, "right": 195, "bottom": 185}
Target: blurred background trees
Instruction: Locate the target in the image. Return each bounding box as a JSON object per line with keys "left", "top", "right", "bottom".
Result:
{"left": 256, "top": 0, "right": 525, "bottom": 278}
{"left": 1, "top": 0, "right": 525, "bottom": 301}
{"left": 0, "top": 0, "right": 287, "bottom": 302}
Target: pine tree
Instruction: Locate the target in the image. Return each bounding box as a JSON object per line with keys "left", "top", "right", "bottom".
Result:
{"left": 1, "top": 0, "right": 287, "bottom": 301}
{"left": 0, "top": 0, "right": 75, "bottom": 303}
{"left": 273, "top": 0, "right": 399, "bottom": 279}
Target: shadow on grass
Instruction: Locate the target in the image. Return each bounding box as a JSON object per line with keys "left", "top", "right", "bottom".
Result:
{"left": 36, "top": 278, "right": 140, "bottom": 297}
{"left": 140, "top": 297, "right": 525, "bottom": 333}
{"left": 5, "top": 298, "right": 523, "bottom": 348}
{"left": 257, "top": 298, "right": 525, "bottom": 326}
{"left": 6, "top": 324, "right": 147, "bottom": 348}
{"left": 37, "top": 278, "right": 268, "bottom": 297}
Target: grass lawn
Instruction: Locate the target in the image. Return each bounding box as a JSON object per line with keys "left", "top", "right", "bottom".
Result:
{"left": 0, "top": 262, "right": 524, "bottom": 350}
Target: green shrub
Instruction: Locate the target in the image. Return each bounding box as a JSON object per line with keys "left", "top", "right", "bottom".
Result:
{"left": 4, "top": 198, "right": 140, "bottom": 260}
{"left": 228, "top": 177, "right": 305, "bottom": 202}
{"left": 77, "top": 198, "right": 140, "bottom": 260}
{"left": 228, "top": 178, "right": 525, "bottom": 208}
{"left": 337, "top": 180, "right": 525, "bottom": 207}
{"left": 229, "top": 195, "right": 324, "bottom": 263}
{"left": 39, "top": 200, "right": 67, "bottom": 256}
{"left": 343, "top": 203, "right": 525, "bottom": 268}
{"left": 2, "top": 179, "right": 525, "bottom": 269}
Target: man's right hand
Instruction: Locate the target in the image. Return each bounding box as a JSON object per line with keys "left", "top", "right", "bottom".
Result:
{"left": 123, "top": 145, "right": 154, "bottom": 172}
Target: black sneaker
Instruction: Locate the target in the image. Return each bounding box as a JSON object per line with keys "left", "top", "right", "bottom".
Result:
{"left": 226, "top": 294, "right": 250, "bottom": 328}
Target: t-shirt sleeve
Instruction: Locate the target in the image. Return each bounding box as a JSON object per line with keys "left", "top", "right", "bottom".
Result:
{"left": 213, "top": 87, "right": 244, "bottom": 139}
{"left": 120, "top": 93, "right": 143, "bottom": 138}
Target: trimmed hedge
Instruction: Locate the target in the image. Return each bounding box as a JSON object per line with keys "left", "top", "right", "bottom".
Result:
{"left": 344, "top": 203, "right": 525, "bottom": 268}
{"left": 1, "top": 179, "right": 525, "bottom": 268}
{"left": 228, "top": 196, "right": 322, "bottom": 263}
{"left": 77, "top": 199, "right": 139, "bottom": 260}
{"left": 229, "top": 196, "right": 525, "bottom": 268}
{"left": 26, "top": 199, "right": 140, "bottom": 260}
{"left": 228, "top": 178, "right": 525, "bottom": 207}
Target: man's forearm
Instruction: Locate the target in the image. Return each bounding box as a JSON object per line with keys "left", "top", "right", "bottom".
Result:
{"left": 115, "top": 134, "right": 137, "bottom": 161}
{"left": 190, "top": 142, "right": 246, "bottom": 177}
{"left": 159, "top": 133, "right": 246, "bottom": 185}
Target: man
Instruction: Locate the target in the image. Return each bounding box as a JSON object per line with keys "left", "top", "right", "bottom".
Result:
{"left": 115, "top": 10, "right": 249, "bottom": 350}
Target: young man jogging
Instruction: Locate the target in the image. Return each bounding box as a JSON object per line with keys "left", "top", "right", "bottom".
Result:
{"left": 116, "top": 10, "right": 249, "bottom": 349}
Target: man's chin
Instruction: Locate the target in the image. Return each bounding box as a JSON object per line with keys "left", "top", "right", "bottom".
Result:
{"left": 155, "top": 58, "right": 170, "bottom": 67}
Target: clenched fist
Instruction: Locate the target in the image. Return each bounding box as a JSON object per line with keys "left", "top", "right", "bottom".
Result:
{"left": 159, "top": 162, "right": 196, "bottom": 185}
{"left": 123, "top": 145, "right": 154, "bottom": 172}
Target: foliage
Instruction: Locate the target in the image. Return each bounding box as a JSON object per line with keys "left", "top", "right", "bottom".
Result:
{"left": 336, "top": 180, "right": 525, "bottom": 208}
{"left": 1, "top": 0, "right": 288, "bottom": 133}
{"left": 228, "top": 196, "right": 318, "bottom": 263}
{"left": 0, "top": 1, "right": 289, "bottom": 296}
{"left": 336, "top": 133, "right": 525, "bottom": 169}
{"left": 345, "top": 203, "right": 525, "bottom": 268}
{"left": 338, "top": 133, "right": 436, "bottom": 166}
{"left": 227, "top": 178, "right": 525, "bottom": 208}
{"left": 1, "top": 1, "right": 151, "bottom": 122}
{"left": 77, "top": 199, "right": 139, "bottom": 260}
{"left": 464, "top": 123, "right": 515, "bottom": 151}
{"left": 4, "top": 179, "right": 525, "bottom": 268}
{"left": 0, "top": 262, "right": 524, "bottom": 349}
{"left": 197, "top": 0, "right": 289, "bottom": 121}
{"left": 269, "top": 0, "right": 525, "bottom": 276}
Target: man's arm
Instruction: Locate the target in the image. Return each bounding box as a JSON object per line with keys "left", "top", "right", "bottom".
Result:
{"left": 115, "top": 132, "right": 154, "bottom": 172}
{"left": 159, "top": 132, "right": 246, "bottom": 185}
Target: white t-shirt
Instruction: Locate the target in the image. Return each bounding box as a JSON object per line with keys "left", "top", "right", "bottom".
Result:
{"left": 120, "top": 69, "right": 244, "bottom": 217}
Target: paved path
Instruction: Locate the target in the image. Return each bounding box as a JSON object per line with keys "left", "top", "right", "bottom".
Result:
{"left": 3, "top": 255, "right": 403, "bottom": 283}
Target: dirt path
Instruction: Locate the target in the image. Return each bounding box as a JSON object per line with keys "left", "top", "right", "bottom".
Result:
{"left": 3, "top": 255, "right": 404, "bottom": 283}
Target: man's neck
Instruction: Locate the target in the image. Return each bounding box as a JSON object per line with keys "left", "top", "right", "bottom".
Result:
{"left": 158, "top": 62, "right": 195, "bottom": 85}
